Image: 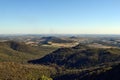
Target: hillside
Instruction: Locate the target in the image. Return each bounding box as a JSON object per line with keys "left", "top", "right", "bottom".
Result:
{"left": 0, "top": 62, "right": 56, "bottom": 80}
{"left": 40, "top": 36, "right": 73, "bottom": 44}
{"left": 0, "top": 41, "right": 57, "bottom": 63}
{"left": 0, "top": 40, "right": 120, "bottom": 80}
{"left": 54, "top": 63, "right": 120, "bottom": 80}
{"left": 0, "top": 62, "right": 120, "bottom": 80}
{"left": 29, "top": 44, "right": 120, "bottom": 68}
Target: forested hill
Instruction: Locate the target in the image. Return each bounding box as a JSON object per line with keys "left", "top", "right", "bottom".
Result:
{"left": 0, "top": 41, "right": 57, "bottom": 63}
{"left": 29, "top": 44, "right": 120, "bottom": 69}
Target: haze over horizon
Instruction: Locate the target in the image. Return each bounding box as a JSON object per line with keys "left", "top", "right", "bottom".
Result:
{"left": 0, "top": 0, "right": 120, "bottom": 34}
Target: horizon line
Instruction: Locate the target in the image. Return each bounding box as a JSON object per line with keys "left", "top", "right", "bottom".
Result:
{"left": 0, "top": 33, "right": 120, "bottom": 35}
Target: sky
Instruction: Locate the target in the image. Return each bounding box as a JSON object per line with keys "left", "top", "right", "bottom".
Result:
{"left": 0, "top": 0, "right": 120, "bottom": 34}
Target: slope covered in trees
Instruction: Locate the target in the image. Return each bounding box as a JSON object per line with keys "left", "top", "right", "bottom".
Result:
{"left": 0, "top": 41, "right": 57, "bottom": 63}
{"left": 0, "top": 62, "right": 56, "bottom": 80}
{"left": 0, "top": 41, "right": 120, "bottom": 80}
{"left": 29, "top": 44, "right": 120, "bottom": 69}
{"left": 54, "top": 63, "right": 120, "bottom": 80}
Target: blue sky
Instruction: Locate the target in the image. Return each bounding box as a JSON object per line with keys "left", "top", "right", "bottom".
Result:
{"left": 0, "top": 0, "right": 120, "bottom": 34}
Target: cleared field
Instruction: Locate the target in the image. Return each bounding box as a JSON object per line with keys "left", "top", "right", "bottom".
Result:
{"left": 88, "top": 43, "right": 116, "bottom": 49}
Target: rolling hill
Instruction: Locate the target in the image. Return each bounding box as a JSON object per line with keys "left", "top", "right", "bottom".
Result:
{"left": 40, "top": 36, "right": 73, "bottom": 44}
{"left": 28, "top": 44, "right": 120, "bottom": 69}
{"left": 0, "top": 62, "right": 56, "bottom": 80}
{"left": 54, "top": 63, "right": 120, "bottom": 80}
{"left": 0, "top": 41, "right": 57, "bottom": 63}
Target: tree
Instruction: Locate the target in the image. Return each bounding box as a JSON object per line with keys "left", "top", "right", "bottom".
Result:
{"left": 39, "top": 75, "right": 53, "bottom": 80}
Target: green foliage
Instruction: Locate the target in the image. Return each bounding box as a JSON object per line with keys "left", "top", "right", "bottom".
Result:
{"left": 0, "top": 41, "right": 57, "bottom": 63}
{"left": 40, "top": 75, "right": 53, "bottom": 80}
{"left": 0, "top": 62, "right": 56, "bottom": 80}
{"left": 29, "top": 44, "right": 120, "bottom": 69}
{"left": 54, "top": 63, "right": 120, "bottom": 80}
{"left": 0, "top": 41, "right": 120, "bottom": 80}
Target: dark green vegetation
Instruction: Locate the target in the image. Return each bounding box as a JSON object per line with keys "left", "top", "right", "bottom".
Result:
{"left": 0, "top": 41, "right": 58, "bottom": 80}
{"left": 0, "top": 40, "right": 120, "bottom": 80}
{"left": 0, "top": 62, "right": 56, "bottom": 80}
{"left": 0, "top": 41, "right": 57, "bottom": 63}
{"left": 29, "top": 44, "right": 120, "bottom": 69}
{"left": 54, "top": 63, "right": 120, "bottom": 80}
